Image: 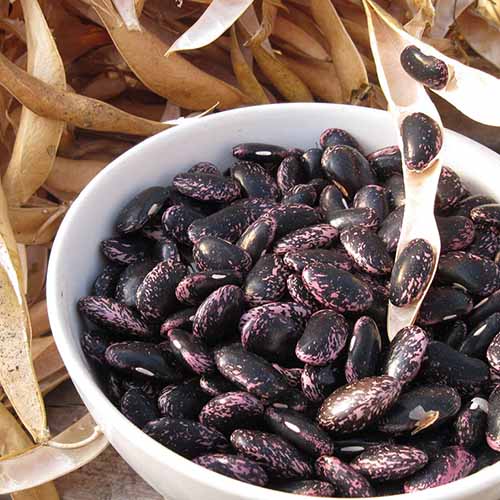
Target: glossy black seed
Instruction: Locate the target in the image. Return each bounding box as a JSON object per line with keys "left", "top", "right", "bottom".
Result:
{"left": 419, "top": 287, "right": 473, "bottom": 325}
{"left": 243, "top": 254, "right": 288, "bottom": 305}
{"left": 189, "top": 162, "right": 220, "bottom": 175}
{"left": 401, "top": 429, "right": 453, "bottom": 460}
{"left": 192, "top": 284, "right": 245, "bottom": 345}
{"left": 301, "top": 364, "right": 344, "bottom": 403}
{"left": 384, "top": 326, "right": 430, "bottom": 384}
{"left": 378, "top": 384, "right": 461, "bottom": 434}
{"left": 231, "top": 429, "right": 313, "bottom": 479}
{"left": 286, "top": 274, "right": 322, "bottom": 311}
{"left": 436, "top": 166, "right": 466, "bottom": 210}
{"left": 487, "top": 385, "right": 500, "bottom": 452}
{"left": 471, "top": 203, "right": 500, "bottom": 227}
{"left": 437, "top": 252, "right": 500, "bottom": 296}
{"left": 390, "top": 239, "right": 434, "bottom": 306}
{"left": 437, "top": 216, "right": 475, "bottom": 252}
{"left": 487, "top": 331, "right": 500, "bottom": 373}
{"left": 353, "top": 184, "right": 390, "bottom": 223}
{"left": 468, "top": 225, "right": 499, "bottom": 259}
{"left": 199, "top": 374, "right": 238, "bottom": 397}
{"left": 301, "top": 148, "right": 324, "bottom": 179}
{"left": 167, "top": 329, "right": 215, "bottom": 375}
{"left": 319, "top": 184, "right": 348, "bottom": 220}
{"left": 193, "top": 236, "right": 252, "bottom": 273}
{"left": 378, "top": 206, "right": 404, "bottom": 252}
{"left": 453, "top": 195, "right": 497, "bottom": 218}
{"left": 232, "top": 161, "right": 280, "bottom": 199}
{"left": 400, "top": 45, "right": 449, "bottom": 89}
{"left": 143, "top": 417, "right": 228, "bottom": 458}
{"left": 404, "top": 446, "right": 476, "bottom": 493}
{"left": 340, "top": 226, "right": 393, "bottom": 275}
{"left": 421, "top": 341, "right": 489, "bottom": 394}
{"left": 459, "top": 313, "right": 500, "bottom": 358}
{"left": 173, "top": 172, "right": 241, "bottom": 203}
{"left": 275, "top": 479, "right": 336, "bottom": 496}
{"left": 320, "top": 128, "right": 361, "bottom": 151}
{"left": 367, "top": 145, "right": 402, "bottom": 180}
{"left": 282, "top": 184, "right": 317, "bottom": 206}
{"left": 274, "top": 224, "right": 338, "bottom": 255}
{"left": 152, "top": 238, "right": 181, "bottom": 266}
{"left": 106, "top": 371, "right": 125, "bottom": 405}
{"left": 296, "top": 310, "right": 349, "bottom": 366}
{"left": 105, "top": 341, "right": 181, "bottom": 382}
{"left": 236, "top": 215, "right": 276, "bottom": 263}
{"left": 302, "top": 263, "right": 373, "bottom": 313}
{"left": 269, "top": 389, "right": 310, "bottom": 413}
{"left": 115, "top": 259, "right": 156, "bottom": 308}
{"left": 277, "top": 156, "right": 307, "bottom": 193}
{"left": 271, "top": 364, "right": 303, "bottom": 388}
{"left": 473, "top": 446, "right": 500, "bottom": 472}
{"left": 159, "top": 307, "right": 196, "bottom": 335}
{"left": 193, "top": 454, "right": 268, "bottom": 486}
{"left": 345, "top": 316, "right": 381, "bottom": 384}
{"left": 267, "top": 204, "right": 321, "bottom": 239}
{"left": 158, "top": 379, "right": 210, "bottom": 419}
{"left": 318, "top": 376, "right": 402, "bottom": 434}
{"left": 116, "top": 186, "right": 169, "bottom": 234}
{"left": 333, "top": 432, "right": 394, "bottom": 460}
{"left": 101, "top": 236, "right": 150, "bottom": 265}
{"left": 80, "top": 330, "right": 113, "bottom": 365}
{"left": 321, "top": 145, "right": 376, "bottom": 198}
{"left": 162, "top": 205, "right": 201, "bottom": 245}
{"left": 93, "top": 263, "right": 123, "bottom": 297}
{"left": 384, "top": 175, "right": 405, "bottom": 208}
{"left": 284, "top": 248, "right": 352, "bottom": 274}
{"left": 442, "top": 320, "right": 468, "bottom": 349}
{"left": 453, "top": 396, "right": 489, "bottom": 449}
{"left": 120, "top": 387, "right": 159, "bottom": 428}
{"left": 468, "top": 290, "right": 500, "bottom": 329}
{"left": 167, "top": 187, "right": 220, "bottom": 216}
{"left": 315, "top": 456, "right": 375, "bottom": 498}
{"left": 401, "top": 112, "right": 443, "bottom": 171}
{"left": 307, "top": 178, "right": 329, "bottom": 196}
{"left": 328, "top": 207, "right": 379, "bottom": 231}
{"left": 214, "top": 344, "right": 290, "bottom": 400}
{"left": 266, "top": 408, "right": 335, "bottom": 457}
{"left": 232, "top": 143, "right": 288, "bottom": 165}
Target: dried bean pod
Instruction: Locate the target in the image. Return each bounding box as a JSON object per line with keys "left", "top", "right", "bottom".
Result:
{"left": 315, "top": 456, "right": 375, "bottom": 498}
{"left": 160, "top": 307, "right": 196, "bottom": 335}
{"left": 345, "top": 316, "right": 381, "bottom": 384}
{"left": 320, "top": 128, "right": 361, "bottom": 150}
{"left": 193, "top": 236, "right": 252, "bottom": 273}
{"left": 378, "top": 384, "right": 461, "bottom": 434}
{"left": 295, "top": 310, "right": 349, "bottom": 366}
{"left": 267, "top": 204, "right": 321, "bottom": 239}
{"left": 120, "top": 387, "right": 159, "bottom": 428}
{"left": 419, "top": 287, "right": 473, "bottom": 325}
{"left": 232, "top": 161, "right": 280, "bottom": 200}
{"left": 404, "top": 446, "right": 475, "bottom": 492}
{"left": 282, "top": 184, "right": 317, "bottom": 206}
{"left": 487, "top": 331, "right": 500, "bottom": 373}
{"left": 471, "top": 204, "right": 500, "bottom": 227}
{"left": 93, "top": 263, "right": 123, "bottom": 298}
{"left": 193, "top": 454, "right": 268, "bottom": 486}
{"left": 199, "top": 391, "right": 264, "bottom": 433}
{"left": 401, "top": 112, "right": 443, "bottom": 171}
{"left": 301, "top": 364, "right": 343, "bottom": 403}
{"left": 167, "top": 329, "right": 215, "bottom": 375}
{"left": 236, "top": 215, "right": 277, "bottom": 262}
{"left": 302, "top": 263, "right": 373, "bottom": 313}
{"left": 284, "top": 248, "right": 352, "bottom": 273}
{"left": 105, "top": 341, "right": 181, "bottom": 382}
{"left": 468, "top": 290, "right": 500, "bottom": 329}
{"left": 274, "top": 224, "right": 338, "bottom": 255}
{"left": 189, "top": 162, "right": 220, "bottom": 175}
{"left": 243, "top": 254, "right": 288, "bottom": 305}
{"left": 328, "top": 207, "right": 379, "bottom": 231}
{"left": 340, "top": 226, "right": 393, "bottom": 275}
{"left": 301, "top": 148, "right": 324, "bottom": 180}
{"left": 460, "top": 313, "right": 500, "bottom": 358}
{"left": 400, "top": 45, "right": 449, "bottom": 90}
{"left": 214, "top": 344, "right": 290, "bottom": 400}
{"left": 276, "top": 480, "right": 335, "bottom": 496}
{"left": 199, "top": 374, "right": 238, "bottom": 397}
{"left": 487, "top": 385, "right": 500, "bottom": 451}
{"left": 158, "top": 379, "right": 210, "bottom": 419}
{"left": 351, "top": 444, "right": 428, "bottom": 481}
{"left": 453, "top": 397, "right": 489, "bottom": 449}
{"left": 143, "top": 417, "right": 228, "bottom": 458}
{"left": 80, "top": 330, "right": 113, "bottom": 366}
{"left": 286, "top": 274, "right": 322, "bottom": 312}
{"left": 232, "top": 143, "right": 288, "bottom": 165}
{"left": 436, "top": 166, "right": 466, "bottom": 211}
{"left": 173, "top": 172, "right": 241, "bottom": 202}
{"left": 389, "top": 239, "right": 434, "bottom": 306}
{"left": 318, "top": 375, "right": 401, "bottom": 434}
{"left": 367, "top": 145, "right": 402, "bottom": 180}
{"left": 101, "top": 236, "right": 150, "bottom": 265}
{"left": 78, "top": 296, "right": 151, "bottom": 338}
{"left": 384, "top": 326, "right": 430, "bottom": 384}
{"left": 231, "top": 429, "right": 313, "bottom": 479}
{"left": 115, "top": 260, "right": 156, "bottom": 308}
{"left": 162, "top": 205, "right": 202, "bottom": 245}
{"left": 378, "top": 206, "right": 404, "bottom": 252}
{"left": 265, "top": 408, "right": 335, "bottom": 457}
{"left": 437, "top": 216, "right": 475, "bottom": 252}
{"left": 277, "top": 156, "right": 307, "bottom": 193}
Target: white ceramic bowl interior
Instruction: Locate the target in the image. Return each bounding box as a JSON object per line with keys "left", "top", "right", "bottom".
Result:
{"left": 48, "top": 103, "right": 500, "bottom": 500}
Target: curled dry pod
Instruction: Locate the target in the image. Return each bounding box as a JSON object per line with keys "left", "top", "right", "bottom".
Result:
{"left": 453, "top": 397, "right": 489, "bottom": 449}
{"left": 158, "top": 379, "right": 210, "bottom": 419}
{"left": 231, "top": 161, "right": 280, "bottom": 200}
{"left": 487, "top": 385, "right": 500, "bottom": 451}
{"left": 340, "top": 226, "right": 393, "bottom": 275}
{"left": 400, "top": 45, "right": 449, "bottom": 90}
{"left": 236, "top": 215, "right": 277, "bottom": 263}
{"left": 345, "top": 316, "right": 381, "bottom": 384}
{"left": 460, "top": 312, "right": 500, "bottom": 359}
{"left": 301, "top": 364, "right": 344, "bottom": 403}
{"left": 318, "top": 375, "right": 402, "bottom": 434}
{"left": 231, "top": 429, "right": 313, "bottom": 480}
{"left": 389, "top": 239, "right": 434, "bottom": 307}
{"left": 315, "top": 456, "right": 375, "bottom": 498}
{"left": 193, "top": 454, "right": 268, "bottom": 486}
{"left": 351, "top": 444, "right": 428, "bottom": 481}
{"left": 384, "top": 325, "right": 430, "bottom": 384}
{"left": 193, "top": 236, "right": 253, "bottom": 273}
{"left": 143, "top": 417, "right": 228, "bottom": 458}
{"left": 404, "top": 446, "right": 476, "bottom": 492}
{"left": 295, "top": 310, "right": 349, "bottom": 366}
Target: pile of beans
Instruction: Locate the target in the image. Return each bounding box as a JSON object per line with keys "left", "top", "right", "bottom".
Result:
{"left": 78, "top": 128, "right": 500, "bottom": 497}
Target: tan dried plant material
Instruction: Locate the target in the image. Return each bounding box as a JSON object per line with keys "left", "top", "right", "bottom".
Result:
{"left": 472, "top": 0, "right": 500, "bottom": 29}
{"left": 364, "top": 0, "right": 444, "bottom": 340}
{"left": 112, "top": 0, "right": 143, "bottom": 31}
{"left": 38, "top": 368, "right": 69, "bottom": 397}
{"left": 282, "top": 4, "right": 329, "bottom": 49}
{"left": 80, "top": 71, "right": 127, "bottom": 100}
{"left": 31, "top": 336, "right": 54, "bottom": 360}
{"left": 430, "top": 0, "right": 475, "bottom": 37}
{"left": 311, "top": 0, "right": 369, "bottom": 103}
{"left": 91, "top": 0, "right": 246, "bottom": 110}
{"left": 404, "top": 0, "right": 435, "bottom": 38}
{"left": 0, "top": 403, "right": 59, "bottom": 500}
{"left": 230, "top": 25, "right": 269, "bottom": 105}
{"left": 0, "top": 413, "right": 108, "bottom": 494}
{"left": 0, "top": 52, "right": 169, "bottom": 136}
{"left": 239, "top": 3, "right": 273, "bottom": 54}
{"left": 33, "top": 340, "right": 65, "bottom": 383}
{"left": 247, "top": 0, "right": 279, "bottom": 48}
{"left": 165, "top": 0, "right": 254, "bottom": 55}
{"left": 2, "top": 0, "right": 66, "bottom": 207}
{"left": 26, "top": 245, "right": 48, "bottom": 305}
{"left": 412, "top": 410, "right": 440, "bottom": 434}
{"left": 30, "top": 300, "right": 50, "bottom": 338}
{"left": 17, "top": 243, "right": 28, "bottom": 295}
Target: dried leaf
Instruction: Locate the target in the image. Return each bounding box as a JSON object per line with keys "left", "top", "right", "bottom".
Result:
{"left": 230, "top": 25, "right": 269, "bottom": 105}
{"left": 311, "top": 0, "right": 368, "bottom": 102}
{"left": 472, "top": 0, "right": 500, "bottom": 30}
{"left": 430, "top": 0, "right": 474, "bottom": 37}
{"left": 166, "top": 0, "right": 254, "bottom": 55}
{"left": 0, "top": 414, "right": 108, "bottom": 494}
{"left": 26, "top": 245, "right": 48, "bottom": 305}
{"left": 17, "top": 243, "right": 28, "bottom": 295}
{"left": 112, "top": 0, "right": 142, "bottom": 31}
{"left": 404, "top": 0, "right": 435, "bottom": 38}
{"left": 81, "top": 72, "right": 127, "bottom": 100}
{"left": 2, "top": 0, "right": 66, "bottom": 206}
{"left": 272, "top": 16, "right": 330, "bottom": 61}
{"left": 0, "top": 403, "right": 59, "bottom": 500}
{"left": 0, "top": 52, "right": 169, "bottom": 136}
{"left": 239, "top": 3, "right": 273, "bottom": 54}
{"left": 91, "top": 0, "right": 247, "bottom": 110}
{"left": 282, "top": 4, "right": 329, "bottom": 49}
{"left": 364, "top": 0, "right": 443, "bottom": 340}
{"left": 29, "top": 300, "right": 50, "bottom": 338}
{"left": 247, "top": 0, "right": 278, "bottom": 48}
{"left": 0, "top": 18, "right": 26, "bottom": 43}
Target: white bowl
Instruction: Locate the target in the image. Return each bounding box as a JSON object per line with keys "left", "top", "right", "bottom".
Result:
{"left": 48, "top": 103, "right": 500, "bottom": 500}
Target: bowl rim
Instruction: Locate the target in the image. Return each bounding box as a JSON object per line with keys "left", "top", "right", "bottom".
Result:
{"left": 47, "top": 102, "right": 500, "bottom": 500}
